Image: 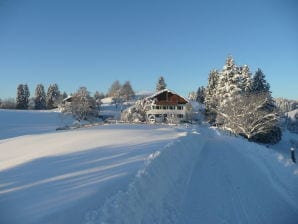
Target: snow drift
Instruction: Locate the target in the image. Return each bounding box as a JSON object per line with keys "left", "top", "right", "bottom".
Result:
{"left": 86, "top": 127, "right": 298, "bottom": 224}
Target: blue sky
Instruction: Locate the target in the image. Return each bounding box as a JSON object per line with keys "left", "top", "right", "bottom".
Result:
{"left": 0, "top": 0, "right": 297, "bottom": 99}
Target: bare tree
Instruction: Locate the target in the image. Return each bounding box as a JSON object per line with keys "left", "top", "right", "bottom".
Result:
{"left": 216, "top": 92, "right": 280, "bottom": 142}
{"left": 70, "top": 87, "right": 96, "bottom": 121}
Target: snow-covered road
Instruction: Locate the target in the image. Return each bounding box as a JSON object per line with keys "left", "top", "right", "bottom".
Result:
{"left": 178, "top": 136, "right": 298, "bottom": 224}
{"left": 96, "top": 127, "right": 298, "bottom": 224}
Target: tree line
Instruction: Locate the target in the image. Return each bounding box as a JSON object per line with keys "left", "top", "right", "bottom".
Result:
{"left": 0, "top": 80, "right": 137, "bottom": 110}
{"left": 191, "top": 56, "right": 281, "bottom": 144}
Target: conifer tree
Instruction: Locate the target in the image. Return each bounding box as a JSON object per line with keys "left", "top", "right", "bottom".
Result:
{"left": 16, "top": 84, "right": 30, "bottom": 109}
{"left": 16, "top": 84, "right": 24, "bottom": 109}
{"left": 196, "top": 86, "right": 205, "bottom": 103}
{"left": 120, "top": 81, "right": 135, "bottom": 101}
{"left": 251, "top": 69, "right": 270, "bottom": 93}
{"left": 204, "top": 70, "right": 219, "bottom": 123}
{"left": 107, "top": 80, "right": 122, "bottom": 98}
{"left": 156, "top": 76, "right": 167, "bottom": 92}
{"left": 34, "top": 84, "right": 46, "bottom": 110}
{"left": 46, "top": 84, "right": 61, "bottom": 109}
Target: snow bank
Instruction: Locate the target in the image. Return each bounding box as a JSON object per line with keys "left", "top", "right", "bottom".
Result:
{"left": 86, "top": 130, "right": 205, "bottom": 224}
{"left": 85, "top": 126, "right": 298, "bottom": 224}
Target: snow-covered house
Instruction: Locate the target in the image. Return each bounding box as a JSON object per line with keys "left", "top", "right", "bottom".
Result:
{"left": 145, "top": 89, "right": 189, "bottom": 123}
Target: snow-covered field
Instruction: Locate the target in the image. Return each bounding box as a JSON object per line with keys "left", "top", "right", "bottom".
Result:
{"left": 1, "top": 110, "right": 298, "bottom": 224}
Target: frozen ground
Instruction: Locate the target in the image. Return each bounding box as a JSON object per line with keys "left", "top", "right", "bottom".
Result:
{"left": 0, "top": 110, "right": 298, "bottom": 224}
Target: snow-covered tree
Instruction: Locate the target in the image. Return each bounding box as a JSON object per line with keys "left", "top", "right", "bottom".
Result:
{"left": 121, "top": 99, "right": 152, "bottom": 123}
{"left": 188, "top": 91, "right": 197, "bottom": 101}
{"left": 216, "top": 56, "right": 242, "bottom": 104}
{"left": 275, "top": 98, "right": 298, "bottom": 113}
{"left": 204, "top": 70, "right": 219, "bottom": 123}
{"left": 34, "top": 84, "right": 46, "bottom": 110}
{"left": 16, "top": 84, "right": 30, "bottom": 109}
{"left": 62, "top": 91, "right": 68, "bottom": 100}
{"left": 196, "top": 86, "right": 205, "bottom": 103}
{"left": 240, "top": 65, "right": 253, "bottom": 94}
{"left": 217, "top": 92, "right": 280, "bottom": 143}
{"left": 94, "top": 91, "right": 105, "bottom": 101}
{"left": 156, "top": 76, "right": 167, "bottom": 92}
{"left": 0, "top": 98, "right": 16, "bottom": 109}
{"left": 120, "top": 81, "right": 135, "bottom": 101}
{"left": 70, "top": 87, "right": 97, "bottom": 121}
{"left": 185, "top": 103, "right": 194, "bottom": 123}
{"left": 107, "top": 80, "right": 122, "bottom": 98}
{"left": 46, "top": 84, "right": 61, "bottom": 109}
{"left": 251, "top": 69, "right": 270, "bottom": 93}
{"left": 94, "top": 91, "right": 104, "bottom": 109}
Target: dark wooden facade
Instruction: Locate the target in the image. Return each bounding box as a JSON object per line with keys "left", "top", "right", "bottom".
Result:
{"left": 154, "top": 91, "right": 188, "bottom": 105}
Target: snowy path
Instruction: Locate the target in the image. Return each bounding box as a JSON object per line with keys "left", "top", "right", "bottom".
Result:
{"left": 179, "top": 137, "right": 298, "bottom": 224}
{"left": 96, "top": 127, "right": 298, "bottom": 224}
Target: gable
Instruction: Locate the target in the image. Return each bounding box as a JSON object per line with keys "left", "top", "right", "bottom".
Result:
{"left": 149, "top": 89, "right": 188, "bottom": 105}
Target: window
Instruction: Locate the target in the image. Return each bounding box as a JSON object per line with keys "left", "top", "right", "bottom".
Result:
{"left": 177, "top": 106, "right": 183, "bottom": 110}
{"left": 177, "top": 114, "right": 183, "bottom": 118}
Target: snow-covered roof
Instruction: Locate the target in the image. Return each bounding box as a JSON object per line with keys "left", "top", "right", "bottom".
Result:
{"left": 286, "top": 109, "right": 298, "bottom": 121}
{"left": 62, "top": 95, "right": 72, "bottom": 102}
{"left": 145, "top": 88, "right": 189, "bottom": 103}
{"left": 101, "top": 97, "right": 114, "bottom": 104}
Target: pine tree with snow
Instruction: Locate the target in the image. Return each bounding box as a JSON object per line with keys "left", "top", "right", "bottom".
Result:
{"left": 216, "top": 56, "right": 242, "bottom": 104}
{"left": 120, "top": 81, "right": 135, "bottom": 101}
{"left": 16, "top": 84, "right": 24, "bottom": 109}
{"left": 23, "top": 84, "right": 30, "bottom": 109}
{"left": 204, "top": 70, "right": 219, "bottom": 123}
{"left": 107, "top": 80, "right": 122, "bottom": 98}
{"left": 34, "top": 84, "right": 46, "bottom": 110}
{"left": 16, "top": 84, "right": 30, "bottom": 109}
{"left": 251, "top": 69, "right": 270, "bottom": 93}
{"left": 62, "top": 91, "right": 68, "bottom": 100}
{"left": 46, "top": 84, "right": 61, "bottom": 109}
{"left": 156, "top": 76, "right": 167, "bottom": 92}
{"left": 196, "top": 86, "right": 205, "bottom": 103}
{"left": 240, "top": 65, "right": 253, "bottom": 94}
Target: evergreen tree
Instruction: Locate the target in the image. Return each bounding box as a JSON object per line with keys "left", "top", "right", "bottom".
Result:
{"left": 251, "top": 69, "right": 270, "bottom": 93}
{"left": 16, "top": 84, "right": 30, "bottom": 109}
{"left": 94, "top": 91, "right": 105, "bottom": 101}
{"left": 156, "top": 76, "right": 167, "bottom": 92}
{"left": 23, "top": 84, "right": 30, "bottom": 109}
{"left": 62, "top": 91, "right": 68, "bottom": 100}
{"left": 216, "top": 56, "right": 242, "bottom": 104}
{"left": 46, "top": 84, "right": 61, "bottom": 109}
{"left": 107, "top": 80, "right": 122, "bottom": 98}
{"left": 196, "top": 86, "right": 205, "bottom": 103}
{"left": 240, "top": 65, "right": 253, "bottom": 94}
{"left": 251, "top": 69, "right": 275, "bottom": 112}
{"left": 34, "top": 84, "right": 46, "bottom": 110}
{"left": 120, "top": 81, "right": 135, "bottom": 101}
{"left": 204, "top": 70, "right": 219, "bottom": 123}
{"left": 16, "top": 84, "right": 24, "bottom": 109}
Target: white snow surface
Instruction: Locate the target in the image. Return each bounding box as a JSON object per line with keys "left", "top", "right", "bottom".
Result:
{"left": 0, "top": 109, "right": 73, "bottom": 140}
{"left": 1, "top": 110, "right": 298, "bottom": 224}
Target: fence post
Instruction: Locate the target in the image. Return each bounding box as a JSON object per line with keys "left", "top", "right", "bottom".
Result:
{"left": 291, "top": 147, "right": 296, "bottom": 163}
